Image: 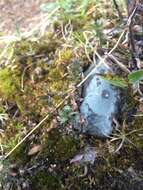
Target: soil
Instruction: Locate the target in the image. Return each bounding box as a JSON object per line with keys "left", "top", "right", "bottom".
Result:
{"left": 0, "top": 0, "right": 52, "bottom": 35}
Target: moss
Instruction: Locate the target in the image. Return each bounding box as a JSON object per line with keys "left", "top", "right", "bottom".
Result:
{"left": 47, "top": 52, "right": 79, "bottom": 105}
{"left": 0, "top": 68, "right": 19, "bottom": 99}
{"left": 36, "top": 34, "right": 61, "bottom": 55}
{"left": 0, "top": 67, "right": 24, "bottom": 112}
{"left": 31, "top": 171, "right": 61, "bottom": 190}
{"left": 14, "top": 40, "right": 37, "bottom": 56}
{"left": 2, "top": 121, "right": 24, "bottom": 152}
{"left": 57, "top": 48, "right": 73, "bottom": 66}
{"left": 26, "top": 127, "right": 84, "bottom": 190}
{"left": 48, "top": 66, "right": 65, "bottom": 81}
{"left": 3, "top": 134, "right": 20, "bottom": 152}
{"left": 42, "top": 128, "right": 78, "bottom": 162}
{"left": 128, "top": 116, "right": 143, "bottom": 150}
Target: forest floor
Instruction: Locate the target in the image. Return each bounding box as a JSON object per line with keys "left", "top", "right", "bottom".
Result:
{"left": 0, "top": 1, "right": 143, "bottom": 190}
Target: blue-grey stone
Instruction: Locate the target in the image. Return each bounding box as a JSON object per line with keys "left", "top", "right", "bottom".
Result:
{"left": 80, "top": 62, "right": 120, "bottom": 137}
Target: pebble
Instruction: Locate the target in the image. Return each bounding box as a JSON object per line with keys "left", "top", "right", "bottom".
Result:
{"left": 79, "top": 62, "right": 120, "bottom": 137}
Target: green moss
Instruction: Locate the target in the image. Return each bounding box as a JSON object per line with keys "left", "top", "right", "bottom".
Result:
{"left": 2, "top": 121, "right": 24, "bottom": 152}
{"left": 0, "top": 67, "right": 24, "bottom": 112}
{"left": 47, "top": 54, "right": 79, "bottom": 105}
{"left": 14, "top": 40, "right": 37, "bottom": 56}
{"left": 3, "top": 134, "right": 20, "bottom": 152}
{"left": 0, "top": 67, "right": 25, "bottom": 113}
{"left": 57, "top": 48, "right": 73, "bottom": 65}
{"left": 0, "top": 68, "right": 19, "bottom": 99}
{"left": 27, "top": 127, "right": 81, "bottom": 190}
{"left": 128, "top": 116, "right": 143, "bottom": 150}
{"left": 36, "top": 34, "right": 61, "bottom": 54}
{"left": 42, "top": 129, "right": 78, "bottom": 162}
{"left": 31, "top": 171, "right": 61, "bottom": 190}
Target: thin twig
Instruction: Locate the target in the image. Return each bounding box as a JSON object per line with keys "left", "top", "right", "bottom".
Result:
{"left": 21, "top": 65, "right": 32, "bottom": 92}
{"left": 108, "top": 6, "right": 137, "bottom": 56}
{"left": 113, "top": 0, "right": 123, "bottom": 20}
{"left": 128, "top": 5, "right": 138, "bottom": 69}
{"left": 108, "top": 53, "right": 131, "bottom": 73}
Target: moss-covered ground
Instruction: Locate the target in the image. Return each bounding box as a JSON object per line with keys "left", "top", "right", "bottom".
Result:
{"left": 0, "top": 1, "right": 143, "bottom": 190}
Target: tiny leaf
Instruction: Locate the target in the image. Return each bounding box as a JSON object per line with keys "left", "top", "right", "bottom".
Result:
{"left": 102, "top": 75, "right": 128, "bottom": 88}
{"left": 128, "top": 70, "right": 143, "bottom": 83}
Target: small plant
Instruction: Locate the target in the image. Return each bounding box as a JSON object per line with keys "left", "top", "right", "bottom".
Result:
{"left": 102, "top": 69, "right": 143, "bottom": 89}
{"left": 15, "top": 122, "right": 23, "bottom": 130}
{"left": 109, "top": 125, "right": 143, "bottom": 153}
{"left": 128, "top": 69, "right": 143, "bottom": 84}
{"left": 58, "top": 105, "right": 76, "bottom": 125}
{"left": 102, "top": 74, "right": 128, "bottom": 88}
{"left": 40, "top": 0, "right": 96, "bottom": 21}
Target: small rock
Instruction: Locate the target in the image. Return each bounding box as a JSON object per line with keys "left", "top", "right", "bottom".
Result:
{"left": 70, "top": 146, "right": 96, "bottom": 165}
{"left": 79, "top": 62, "right": 120, "bottom": 137}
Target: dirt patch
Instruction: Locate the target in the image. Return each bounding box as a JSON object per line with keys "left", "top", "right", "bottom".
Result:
{"left": 0, "top": 0, "right": 52, "bottom": 35}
